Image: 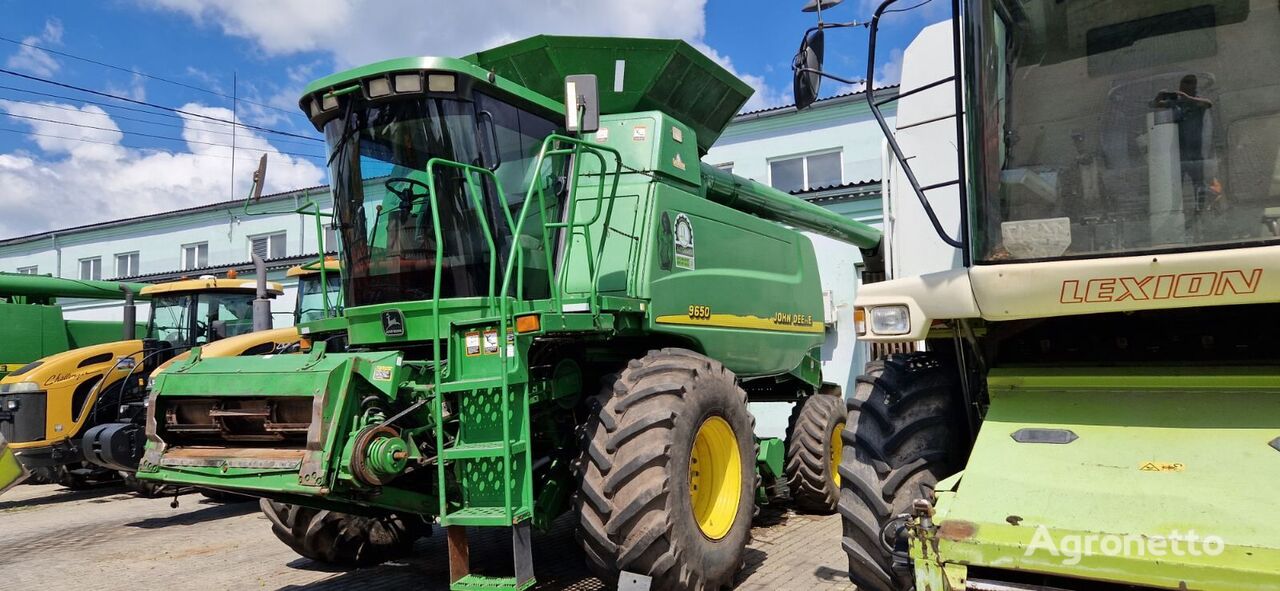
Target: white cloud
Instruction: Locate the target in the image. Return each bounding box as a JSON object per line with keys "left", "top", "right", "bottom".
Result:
{"left": 142, "top": 0, "right": 788, "bottom": 111}
{"left": 0, "top": 100, "right": 325, "bottom": 237}
{"left": 5, "top": 19, "right": 64, "bottom": 77}
{"left": 834, "top": 48, "right": 904, "bottom": 95}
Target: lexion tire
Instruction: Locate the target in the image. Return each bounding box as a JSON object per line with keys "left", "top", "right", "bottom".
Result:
{"left": 784, "top": 390, "right": 846, "bottom": 513}
{"left": 838, "top": 353, "right": 964, "bottom": 591}
{"left": 259, "top": 498, "right": 428, "bottom": 567}
{"left": 575, "top": 348, "right": 756, "bottom": 591}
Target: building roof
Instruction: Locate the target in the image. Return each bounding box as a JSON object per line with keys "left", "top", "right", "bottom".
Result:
{"left": 0, "top": 185, "right": 330, "bottom": 247}
{"left": 794, "top": 179, "right": 882, "bottom": 204}
{"left": 734, "top": 84, "right": 900, "bottom": 119}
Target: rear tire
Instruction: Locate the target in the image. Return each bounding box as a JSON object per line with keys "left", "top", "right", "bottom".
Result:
{"left": 837, "top": 353, "right": 964, "bottom": 591}
{"left": 259, "top": 499, "right": 428, "bottom": 567}
{"left": 784, "top": 389, "right": 845, "bottom": 513}
{"left": 575, "top": 348, "right": 756, "bottom": 591}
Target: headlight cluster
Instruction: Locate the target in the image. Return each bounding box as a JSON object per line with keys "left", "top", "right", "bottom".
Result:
{"left": 0, "top": 381, "right": 42, "bottom": 394}
{"left": 853, "top": 305, "right": 911, "bottom": 337}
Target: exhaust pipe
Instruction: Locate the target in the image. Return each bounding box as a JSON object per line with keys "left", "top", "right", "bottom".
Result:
{"left": 120, "top": 284, "right": 137, "bottom": 340}
{"left": 252, "top": 255, "right": 272, "bottom": 332}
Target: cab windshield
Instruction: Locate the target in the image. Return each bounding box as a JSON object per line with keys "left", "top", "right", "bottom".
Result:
{"left": 147, "top": 292, "right": 257, "bottom": 346}
{"left": 973, "top": 0, "right": 1280, "bottom": 262}
{"left": 295, "top": 272, "right": 343, "bottom": 323}
{"left": 326, "top": 92, "right": 562, "bottom": 307}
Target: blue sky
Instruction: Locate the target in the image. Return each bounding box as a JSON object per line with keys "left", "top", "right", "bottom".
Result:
{"left": 0, "top": 0, "right": 941, "bottom": 237}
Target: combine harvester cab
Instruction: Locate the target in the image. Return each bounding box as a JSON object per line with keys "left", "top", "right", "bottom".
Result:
{"left": 795, "top": 0, "right": 1280, "bottom": 589}
{"left": 0, "top": 275, "right": 282, "bottom": 488}
{"left": 140, "top": 36, "right": 882, "bottom": 590}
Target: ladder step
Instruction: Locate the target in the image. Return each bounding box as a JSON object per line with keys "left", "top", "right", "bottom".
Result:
{"left": 442, "top": 506, "right": 532, "bottom": 527}
{"left": 442, "top": 440, "right": 527, "bottom": 460}
{"left": 450, "top": 574, "right": 535, "bottom": 591}
{"left": 439, "top": 377, "right": 506, "bottom": 393}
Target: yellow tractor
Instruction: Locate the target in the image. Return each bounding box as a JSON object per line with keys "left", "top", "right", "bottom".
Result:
{"left": 83, "top": 260, "right": 342, "bottom": 497}
{"left": 0, "top": 274, "right": 282, "bottom": 488}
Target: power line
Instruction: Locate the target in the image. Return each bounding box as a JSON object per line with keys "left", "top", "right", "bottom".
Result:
{"left": 0, "top": 93, "right": 325, "bottom": 147}
{"left": 0, "top": 126, "right": 307, "bottom": 165}
{"left": 0, "top": 34, "right": 306, "bottom": 119}
{"left": 1, "top": 112, "right": 324, "bottom": 160}
{"left": 0, "top": 67, "right": 322, "bottom": 142}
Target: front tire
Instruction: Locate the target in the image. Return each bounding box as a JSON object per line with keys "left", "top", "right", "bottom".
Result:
{"left": 576, "top": 348, "right": 756, "bottom": 590}
{"left": 784, "top": 389, "right": 846, "bottom": 513}
{"left": 837, "top": 353, "right": 964, "bottom": 591}
{"left": 259, "top": 499, "right": 428, "bottom": 567}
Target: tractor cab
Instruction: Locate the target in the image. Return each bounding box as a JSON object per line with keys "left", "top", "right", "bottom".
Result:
{"left": 141, "top": 277, "right": 281, "bottom": 349}
{"left": 288, "top": 258, "right": 343, "bottom": 325}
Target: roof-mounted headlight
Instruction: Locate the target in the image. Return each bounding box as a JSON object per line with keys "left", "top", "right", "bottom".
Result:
{"left": 427, "top": 73, "right": 456, "bottom": 93}
{"left": 367, "top": 77, "right": 392, "bottom": 98}
{"left": 395, "top": 73, "right": 424, "bottom": 94}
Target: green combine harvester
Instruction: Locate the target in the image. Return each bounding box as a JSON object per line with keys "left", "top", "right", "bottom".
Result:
{"left": 139, "top": 36, "right": 881, "bottom": 590}
{"left": 794, "top": 0, "right": 1280, "bottom": 589}
{"left": 0, "top": 272, "right": 148, "bottom": 378}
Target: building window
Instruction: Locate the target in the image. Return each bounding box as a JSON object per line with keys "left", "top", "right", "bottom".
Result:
{"left": 16, "top": 266, "right": 37, "bottom": 275}
{"left": 768, "top": 150, "right": 843, "bottom": 193}
{"left": 114, "top": 252, "right": 140, "bottom": 278}
{"left": 249, "top": 232, "right": 286, "bottom": 260}
{"left": 79, "top": 257, "right": 102, "bottom": 281}
{"left": 182, "top": 242, "right": 208, "bottom": 270}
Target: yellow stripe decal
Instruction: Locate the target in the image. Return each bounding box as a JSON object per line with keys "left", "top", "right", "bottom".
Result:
{"left": 655, "top": 313, "right": 824, "bottom": 334}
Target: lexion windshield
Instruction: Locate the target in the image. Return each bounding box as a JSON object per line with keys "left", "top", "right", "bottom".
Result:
{"left": 148, "top": 292, "right": 256, "bottom": 346}
{"left": 326, "top": 91, "right": 562, "bottom": 307}
{"left": 295, "top": 272, "right": 342, "bottom": 323}
{"left": 973, "top": 0, "right": 1280, "bottom": 262}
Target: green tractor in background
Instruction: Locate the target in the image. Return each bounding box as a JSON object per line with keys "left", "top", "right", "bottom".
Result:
{"left": 138, "top": 37, "right": 882, "bottom": 590}
{"left": 0, "top": 272, "right": 149, "bottom": 378}
{"left": 796, "top": 0, "right": 1280, "bottom": 589}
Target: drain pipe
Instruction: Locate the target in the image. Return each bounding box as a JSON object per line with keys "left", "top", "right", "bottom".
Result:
{"left": 120, "top": 284, "right": 137, "bottom": 340}
{"left": 252, "top": 255, "right": 272, "bottom": 331}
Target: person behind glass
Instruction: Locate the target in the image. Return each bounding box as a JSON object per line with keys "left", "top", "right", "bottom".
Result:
{"left": 1152, "top": 75, "right": 1214, "bottom": 211}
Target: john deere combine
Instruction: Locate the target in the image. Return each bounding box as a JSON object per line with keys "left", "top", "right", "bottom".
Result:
{"left": 138, "top": 36, "right": 880, "bottom": 589}
{"left": 795, "top": 0, "right": 1280, "bottom": 589}
{"left": 0, "top": 275, "right": 282, "bottom": 488}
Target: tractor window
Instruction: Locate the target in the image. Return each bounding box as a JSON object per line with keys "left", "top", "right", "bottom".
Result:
{"left": 149, "top": 295, "right": 194, "bottom": 345}
{"left": 195, "top": 293, "right": 256, "bottom": 342}
{"left": 974, "top": 0, "right": 1280, "bottom": 262}
{"left": 295, "top": 272, "right": 342, "bottom": 324}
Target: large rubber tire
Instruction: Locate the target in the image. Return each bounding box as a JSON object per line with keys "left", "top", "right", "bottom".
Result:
{"left": 838, "top": 353, "right": 964, "bottom": 591}
{"left": 123, "top": 474, "right": 165, "bottom": 498}
{"left": 259, "top": 499, "right": 428, "bottom": 567}
{"left": 784, "top": 390, "right": 846, "bottom": 513}
{"left": 575, "top": 348, "right": 757, "bottom": 591}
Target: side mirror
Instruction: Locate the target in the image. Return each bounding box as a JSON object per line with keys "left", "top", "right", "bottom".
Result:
{"left": 792, "top": 29, "right": 825, "bottom": 111}
{"left": 250, "top": 154, "right": 268, "bottom": 201}
{"left": 564, "top": 74, "right": 600, "bottom": 134}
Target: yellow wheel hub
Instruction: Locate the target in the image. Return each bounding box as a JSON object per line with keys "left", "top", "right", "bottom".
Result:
{"left": 830, "top": 422, "right": 845, "bottom": 487}
{"left": 689, "top": 416, "right": 742, "bottom": 540}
